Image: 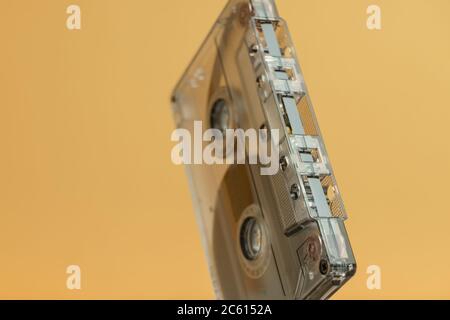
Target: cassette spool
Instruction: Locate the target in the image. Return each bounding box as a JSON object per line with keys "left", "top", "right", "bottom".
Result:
{"left": 172, "top": 0, "right": 356, "bottom": 299}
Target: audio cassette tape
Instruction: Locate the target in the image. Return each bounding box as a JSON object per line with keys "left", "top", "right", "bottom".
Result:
{"left": 171, "top": 0, "right": 356, "bottom": 299}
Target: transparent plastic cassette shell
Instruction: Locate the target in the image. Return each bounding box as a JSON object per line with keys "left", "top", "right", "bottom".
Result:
{"left": 172, "top": 0, "right": 356, "bottom": 299}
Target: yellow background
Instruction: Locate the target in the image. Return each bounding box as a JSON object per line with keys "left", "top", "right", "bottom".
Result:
{"left": 0, "top": 0, "right": 449, "bottom": 299}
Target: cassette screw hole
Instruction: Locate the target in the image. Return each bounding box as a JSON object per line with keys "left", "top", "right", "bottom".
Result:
{"left": 290, "top": 184, "right": 300, "bottom": 200}
{"left": 257, "top": 75, "right": 267, "bottom": 88}
{"left": 319, "top": 259, "right": 329, "bottom": 275}
{"left": 280, "top": 156, "right": 289, "bottom": 171}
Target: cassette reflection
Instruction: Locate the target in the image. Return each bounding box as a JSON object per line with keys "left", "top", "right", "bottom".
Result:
{"left": 171, "top": 0, "right": 356, "bottom": 299}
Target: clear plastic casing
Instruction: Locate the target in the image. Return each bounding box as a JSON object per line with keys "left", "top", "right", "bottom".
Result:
{"left": 172, "top": 0, "right": 356, "bottom": 299}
